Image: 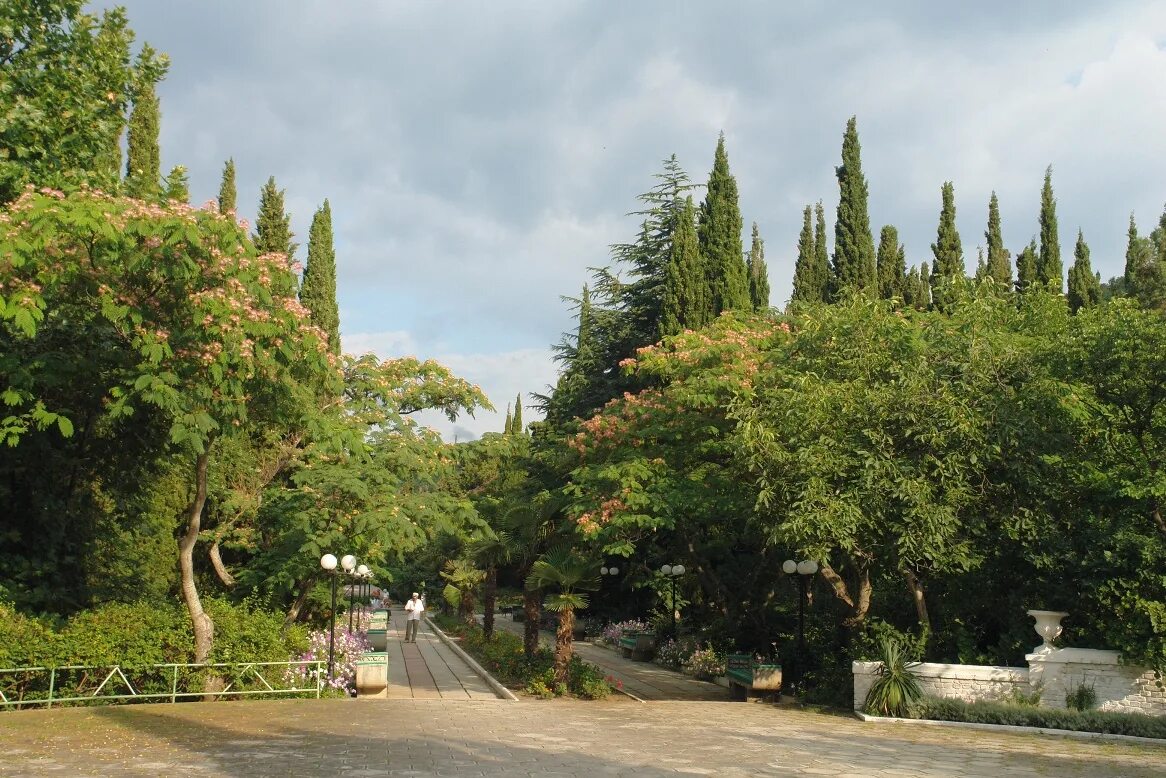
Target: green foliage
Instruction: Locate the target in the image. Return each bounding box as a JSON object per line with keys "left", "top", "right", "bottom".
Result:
{"left": 876, "top": 224, "right": 906, "bottom": 301}
{"left": 300, "top": 200, "right": 341, "bottom": 354}
{"left": 124, "top": 50, "right": 161, "bottom": 201}
{"left": 914, "top": 697, "right": 1166, "bottom": 739}
{"left": 1067, "top": 230, "right": 1101, "bottom": 313}
{"left": 791, "top": 205, "right": 826, "bottom": 304}
{"left": 1065, "top": 682, "right": 1098, "bottom": 711}
{"left": 254, "top": 176, "right": 297, "bottom": 294}
{"left": 698, "top": 133, "right": 749, "bottom": 316}
{"left": 746, "top": 222, "right": 770, "bottom": 312}
{"left": 162, "top": 165, "right": 189, "bottom": 203}
{"left": 1038, "top": 166, "right": 1063, "bottom": 291}
{"left": 984, "top": 192, "right": 1012, "bottom": 289}
{"left": 1015, "top": 239, "right": 1038, "bottom": 294}
{"left": 218, "top": 158, "right": 237, "bottom": 213}
{"left": 831, "top": 117, "right": 876, "bottom": 298}
{"left": 660, "top": 196, "right": 705, "bottom": 336}
{"left": 930, "top": 182, "right": 964, "bottom": 309}
{"left": 863, "top": 636, "right": 923, "bottom": 717}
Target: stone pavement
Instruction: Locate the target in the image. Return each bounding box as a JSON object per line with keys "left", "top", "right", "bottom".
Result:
{"left": 382, "top": 612, "right": 496, "bottom": 700}
{"left": 492, "top": 616, "right": 728, "bottom": 701}
{"left": 0, "top": 697, "right": 1161, "bottom": 776}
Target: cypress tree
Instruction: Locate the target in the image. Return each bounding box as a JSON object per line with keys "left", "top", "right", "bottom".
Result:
{"left": 1015, "top": 239, "right": 1039, "bottom": 294}
{"left": 903, "top": 265, "right": 921, "bottom": 309}
{"left": 1153, "top": 205, "right": 1166, "bottom": 263}
{"left": 163, "top": 165, "right": 189, "bottom": 203}
{"left": 1124, "top": 215, "right": 1141, "bottom": 288}
{"left": 254, "top": 176, "right": 298, "bottom": 293}
{"left": 1067, "top": 230, "right": 1101, "bottom": 313}
{"left": 746, "top": 222, "right": 770, "bottom": 311}
{"left": 300, "top": 199, "right": 341, "bottom": 354}
{"left": 984, "top": 192, "right": 1012, "bottom": 290}
{"left": 503, "top": 404, "right": 513, "bottom": 434}
{"left": 124, "top": 46, "right": 161, "bottom": 201}
{"left": 813, "top": 202, "right": 830, "bottom": 300}
{"left": 511, "top": 394, "right": 523, "bottom": 435}
{"left": 791, "top": 206, "right": 822, "bottom": 303}
{"left": 974, "top": 248, "right": 988, "bottom": 281}
{"left": 698, "top": 133, "right": 749, "bottom": 316}
{"left": 876, "top": 225, "right": 906, "bottom": 300}
{"left": 1037, "top": 166, "right": 1063, "bottom": 291}
{"left": 830, "top": 116, "right": 876, "bottom": 298}
{"left": 660, "top": 196, "right": 704, "bottom": 337}
{"left": 930, "top": 182, "right": 964, "bottom": 309}
{"left": 1125, "top": 215, "right": 1166, "bottom": 308}
{"left": 219, "top": 158, "right": 237, "bottom": 213}
{"left": 918, "top": 263, "right": 932, "bottom": 310}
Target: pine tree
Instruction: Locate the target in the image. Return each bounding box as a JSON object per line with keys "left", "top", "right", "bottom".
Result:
{"left": 1015, "top": 239, "right": 1039, "bottom": 294}
{"left": 219, "top": 158, "right": 237, "bottom": 213}
{"left": 300, "top": 199, "right": 341, "bottom": 354}
{"left": 124, "top": 46, "right": 161, "bottom": 201}
{"left": 790, "top": 206, "right": 822, "bottom": 303}
{"left": 813, "top": 202, "right": 831, "bottom": 300}
{"left": 746, "top": 222, "right": 770, "bottom": 311}
{"left": 876, "top": 225, "right": 906, "bottom": 300}
{"left": 830, "top": 116, "right": 877, "bottom": 298}
{"left": 930, "top": 182, "right": 964, "bottom": 309}
{"left": 163, "top": 165, "right": 189, "bottom": 203}
{"left": 698, "top": 133, "right": 748, "bottom": 316}
{"left": 254, "top": 176, "right": 298, "bottom": 294}
{"left": 511, "top": 394, "right": 523, "bottom": 435}
{"left": 1067, "top": 230, "right": 1101, "bottom": 313}
{"left": 1037, "top": 166, "right": 1063, "bottom": 291}
{"left": 660, "top": 196, "right": 704, "bottom": 336}
{"left": 984, "top": 192, "right": 1012, "bottom": 290}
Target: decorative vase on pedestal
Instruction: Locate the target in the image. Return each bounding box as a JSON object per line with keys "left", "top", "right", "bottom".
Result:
{"left": 1026, "top": 610, "right": 1069, "bottom": 653}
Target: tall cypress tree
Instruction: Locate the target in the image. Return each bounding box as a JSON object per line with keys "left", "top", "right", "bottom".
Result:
{"left": 1067, "top": 230, "right": 1101, "bottom": 313}
{"left": 791, "top": 205, "right": 824, "bottom": 303}
{"left": 1124, "top": 215, "right": 1141, "bottom": 288}
{"left": 930, "top": 182, "right": 964, "bottom": 309}
{"left": 511, "top": 394, "right": 523, "bottom": 435}
{"left": 503, "top": 404, "right": 513, "bottom": 434}
{"left": 219, "top": 158, "right": 237, "bottom": 213}
{"left": 163, "top": 165, "right": 189, "bottom": 203}
{"left": 1037, "top": 166, "right": 1063, "bottom": 291}
{"left": 1015, "top": 239, "right": 1039, "bottom": 294}
{"left": 698, "top": 133, "right": 748, "bottom": 316}
{"left": 124, "top": 45, "right": 161, "bottom": 202}
{"left": 300, "top": 199, "right": 341, "bottom": 354}
{"left": 984, "top": 192, "right": 1012, "bottom": 289}
{"left": 876, "top": 225, "right": 906, "bottom": 300}
{"left": 254, "top": 176, "right": 298, "bottom": 294}
{"left": 918, "top": 262, "right": 932, "bottom": 310}
{"left": 746, "top": 222, "right": 770, "bottom": 311}
{"left": 660, "top": 196, "right": 704, "bottom": 337}
{"left": 813, "top": 202, "right": 831, "bottom": 301}
{"left": 830, "top": 116, "right": 876, "bottom": 298}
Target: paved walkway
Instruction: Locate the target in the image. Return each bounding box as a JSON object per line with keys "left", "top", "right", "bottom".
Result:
{"left": 381, "top": 611, "right": 497, "bottom": 700}
{"left": 493, "top": 616, "right": 729, "bottom": 701}
{"left": 0, "top": 697, "right": 1160, "bottom": 776}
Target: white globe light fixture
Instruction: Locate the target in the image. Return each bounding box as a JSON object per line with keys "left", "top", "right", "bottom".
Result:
{"left": 782, "top": 557, "right": 819, "bottom": 696}
{"left": 341, "top": 554, "right": 357, "bottom": 573}
{"left": 661, "top": 563, "right": 686, "bottom": 637}
{"left": 796, "top": 560, "right": 818, "bottom": 576}
{"left": 319, "top": 553, "right": 339, "bottom": 679}
{"left": 320, "top": 553, "right": 337, "bottom": 571}
{"left": 356, "top": 564, "right": 370, "bottom": 577}
{"left": 608, "top": 566, "right": 619, "bottom": 576}
{"left": 781, "top": 559, "right": 797, "bottom": 575}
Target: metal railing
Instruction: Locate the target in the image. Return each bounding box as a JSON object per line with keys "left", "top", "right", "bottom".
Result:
{"left": 0, "top": 659, "right": 325, "bottom": 709}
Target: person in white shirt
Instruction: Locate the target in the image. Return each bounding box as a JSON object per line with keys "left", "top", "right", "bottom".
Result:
{"left": 404, "top": 592, "right": 425, "bottom": 643}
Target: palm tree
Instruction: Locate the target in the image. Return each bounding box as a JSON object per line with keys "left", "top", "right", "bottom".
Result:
{"left": 468, "top": 530, "right": 513, "bottom": 639}
{"left": 497, "top": 493, "right": 562, "bottom": 657}
{"left": 440, "top": 557, "right": 485, "bottom": 628}
{"left": 525, "top": 546, "right": 600, "bottom": 686}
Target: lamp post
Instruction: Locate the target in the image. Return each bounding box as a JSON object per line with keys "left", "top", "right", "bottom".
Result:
{"left": 320, "top": 553, "right": 339, "bottom": 680}
{"left": 661, "top": 563, "right": 685, "bottom": 638}
{"left": 782, "top": 558, "right": 818, "bottom": 695}
{"left": 601, "top": 565, "right": 620, "bottom": 619}
{"left": 356, "top": 564, "right": 371, "bottom": 630}
{"left": 342, "top": 555, "right": 358, "bottom": 632}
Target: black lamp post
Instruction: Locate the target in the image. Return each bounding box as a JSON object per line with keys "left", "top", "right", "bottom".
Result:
{"left": 320, "top": 553, "right": 339, "bottom": 680}
{"left": 782, "top": 558, "right": 818, "bottom": 695}
{"left": 661, "top": 563, "right": 686, "bottom": 638}
{"left": 342, "top": 555, "right": 358, "bottom": 632}
{"left": 600, "top": 564, "right": 620, "bottom": 619}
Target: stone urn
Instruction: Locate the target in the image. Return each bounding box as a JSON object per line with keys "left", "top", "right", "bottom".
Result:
{"left": 1027, "top": 610, "right": 1069, "bottom": 652}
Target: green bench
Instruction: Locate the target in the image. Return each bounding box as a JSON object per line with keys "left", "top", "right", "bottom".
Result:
{"left": 726, "top": 654, "right": 782, "bottom": 699}
{"left": 618, "top": 631, "right": 656, "bottom": 660}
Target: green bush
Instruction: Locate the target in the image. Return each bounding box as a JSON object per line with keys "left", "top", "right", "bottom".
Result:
{"left": 1065, "top": 683, "right": 1098, "bottom": 712}
{"left": 566, "top": 656, "right": 611, "bottom": 700}
{"left": 863, "top": 636, "right": 923, "bottom": 717}
{"left": 915, "top": 697, "right": 1166, "bottom": 739}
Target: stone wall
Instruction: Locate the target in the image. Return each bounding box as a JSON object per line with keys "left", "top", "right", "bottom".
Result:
{"left": 853, "top": 648, "right": 1166, "bottom": 716}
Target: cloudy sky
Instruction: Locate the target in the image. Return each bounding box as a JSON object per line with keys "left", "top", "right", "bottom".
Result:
{"left": 99, "top": 1, "right": 1166, "bottom": 440}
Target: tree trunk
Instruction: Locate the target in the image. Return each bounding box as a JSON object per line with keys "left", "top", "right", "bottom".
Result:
{"left": 459, "top": 588, "right": 476, "bottom": 628}
{"left": 209, "top": 540, "right": 236, "bottom": 587}
{"left": 284, "top": 576, "right": 315, "bottom": 626}
{"left": 553, "top": 607, "right": 574, "bottom": 687}
{"left": 523, "top": 589, "right": 541, "bottom": 658}
{"left": 178, "top": 449, "right": 217, "bottom": 695}
{"left": 483, "top": 565, "right": 497, "bottom": 639}
{"left": 902, "top": 568, "right": 929, "bottom": 630}
{"left": 820, "top": 557, "right": 873, "bottom": 627}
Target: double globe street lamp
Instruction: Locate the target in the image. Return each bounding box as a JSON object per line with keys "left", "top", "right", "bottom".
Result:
{"left": 320, "top": 552, "right": 374, "bottom": 682}
{"left": 782, "top": 558, "right": 818, "bottom": 695}
{"left": 661, "top": 563, "right": 686, "bottom": 638}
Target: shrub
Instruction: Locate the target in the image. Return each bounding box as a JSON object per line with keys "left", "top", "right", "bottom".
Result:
{"left": 684, "top": 647, "right": 725, "bottom": 680}
{"left": 863, "top": 636, "right": 923, "bottom": 717}
{"left": 653, "top": 638, "right": 692, "bottom": 670}
{"left": 1065, "top": 683, "right": 1098, "bottom": 711}
{"left": 1010, "top": 684, "right": 1042, "bottom": 706}
{"left": 285, "top": 627, "right": 371, "bottom": 695}
{"left": 600, "top": 619, "right": 650, "bottom": 645}
{"left": 914, "top": 697, "right": 1166, "bottom": 739}
{"left": 567, "top": 656, "right": 611, "bottom": 700}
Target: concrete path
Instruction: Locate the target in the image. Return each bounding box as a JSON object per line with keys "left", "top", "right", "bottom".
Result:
{"left": 493, "top": 615, "right": 730, "bottom": 701}
{"left": 381, "top": 611, "right": 497, "bottom": 701}
{"left": 1, "top": 697, "right": 1160, "bottom": 776}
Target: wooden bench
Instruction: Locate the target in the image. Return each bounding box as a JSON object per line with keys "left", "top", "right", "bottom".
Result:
{"left": 726, "top": 654, "right": 782, "bottom": 699}
{"left": 618, "top": 631, "right": 656, "bottom": 660}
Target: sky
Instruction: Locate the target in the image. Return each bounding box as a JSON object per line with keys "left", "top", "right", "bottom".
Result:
{"left": 97, "top": 1, "right": 1166, "bottom": 440}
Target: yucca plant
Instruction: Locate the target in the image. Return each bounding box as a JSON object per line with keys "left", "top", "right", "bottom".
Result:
{"left": 864, "top": 636, "right": 923, "bottom": 717}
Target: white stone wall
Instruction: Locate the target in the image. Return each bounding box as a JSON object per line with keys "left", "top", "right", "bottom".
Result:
{"left": 854, "top": 647, "right": 1166, "bottom": 716}
{"left": 852, "top": 661, "right": 1029, "bottom": 710}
